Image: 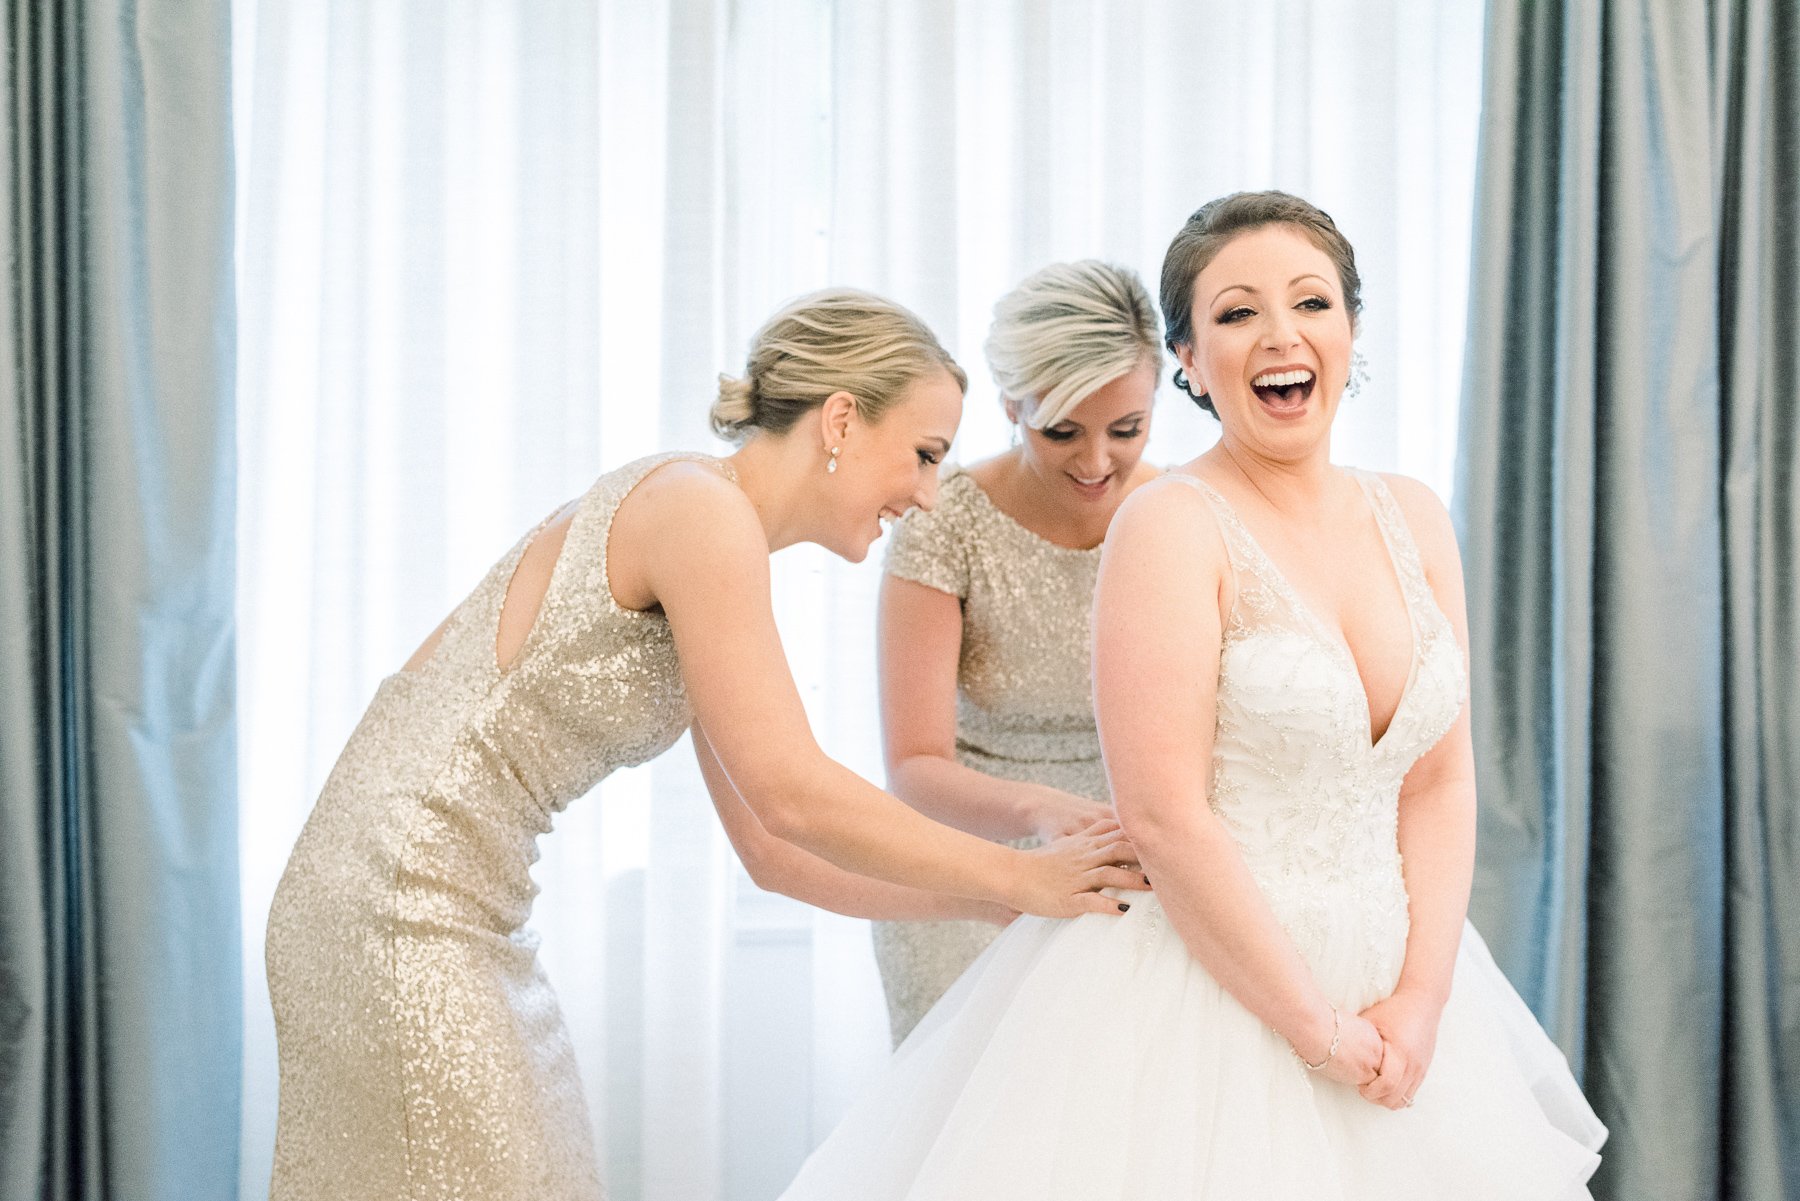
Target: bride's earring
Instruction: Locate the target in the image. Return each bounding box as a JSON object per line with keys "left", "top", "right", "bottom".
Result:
{"left": 1345, "top": 350, "right": 1369, "bottom": 399}
{"left": 826, "top": 445, "right": 841, "bottom": 474}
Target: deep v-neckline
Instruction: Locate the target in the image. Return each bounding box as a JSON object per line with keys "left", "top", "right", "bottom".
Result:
{"left": 1190, "top": 472, "right": 1422, "bottom": 753}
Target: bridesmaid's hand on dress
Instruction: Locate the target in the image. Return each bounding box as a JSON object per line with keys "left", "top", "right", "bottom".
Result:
{"left": 1356, "top": 989, "right": 1444, "bottom": 1110}
{"left": 1006, "top": 819, "right": 1150, "bottom": 917}
{"left": 1027, "top": 786, "right": 1121, "bottom": 843}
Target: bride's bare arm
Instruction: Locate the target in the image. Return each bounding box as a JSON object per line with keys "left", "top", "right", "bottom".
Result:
{"left": 693, "top": 721, "right": 1013, "bottom": 923}
{"left": 1093, "top": 478, "right": 1383, "bottom": 1089}
{"left": 612, "top": 463, "right": 1145, "bottom": 918}
{"left": 1354, "top": 476, "right": 1478, "bottom": 1108}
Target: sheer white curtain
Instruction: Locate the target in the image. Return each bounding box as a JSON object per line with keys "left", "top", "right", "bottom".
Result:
{"left": 233, "top": 2, "right": 1483, "bottom": 1197}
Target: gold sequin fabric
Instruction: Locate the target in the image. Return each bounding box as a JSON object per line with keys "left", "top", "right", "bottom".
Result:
{"left": 871, "top": 467, "right": 1109, "bottom": 1043}
{"left": 265, "top": 452, "right": 719, "bottom": 1201}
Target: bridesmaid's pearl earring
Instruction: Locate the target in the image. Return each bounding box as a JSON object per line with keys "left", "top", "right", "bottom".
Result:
{"left": 827, "top": 446, "right": 841, "bottom": 474}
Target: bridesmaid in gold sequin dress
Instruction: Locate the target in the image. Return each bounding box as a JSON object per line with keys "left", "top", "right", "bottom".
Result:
{"left": 871, "top": 262, "right": 1163, "bottom": 1042}
{"left": 264, "top": 289, "right": 1148, "bottom": 1201}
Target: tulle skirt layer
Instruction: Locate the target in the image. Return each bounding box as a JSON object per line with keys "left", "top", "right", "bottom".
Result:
{"left": 781, "top": 900, "right": 1605, "bottom": 1200}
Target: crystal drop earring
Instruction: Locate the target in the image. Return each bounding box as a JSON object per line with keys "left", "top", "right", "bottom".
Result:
{"left": 1345, "top": 350, "right": 1369, "bottom": 399}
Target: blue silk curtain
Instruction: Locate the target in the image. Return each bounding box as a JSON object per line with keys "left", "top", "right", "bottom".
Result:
{"left": 0, "top": 2, "right": 239, "bottom": 1198}
{"left": 1457, "top": 2, "right": 1798, "bottom": 1198}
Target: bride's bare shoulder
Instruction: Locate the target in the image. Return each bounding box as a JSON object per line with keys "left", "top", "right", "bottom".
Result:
{"left": 1107, "top": 472, "right": 1229, "bottom": 560}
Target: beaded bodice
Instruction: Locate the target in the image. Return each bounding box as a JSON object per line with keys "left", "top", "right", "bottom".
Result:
{"left": 1171, "top": 470, "right": 1466, "bottom": 998}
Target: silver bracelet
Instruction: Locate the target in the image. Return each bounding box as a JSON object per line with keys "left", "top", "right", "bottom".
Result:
{"left": 1299, "top": 1005, "right": 1341, "bottom": 1071}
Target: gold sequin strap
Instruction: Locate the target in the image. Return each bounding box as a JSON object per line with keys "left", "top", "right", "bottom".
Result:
{"left": 548, "top": 451, "right": 737, "bottom": 624}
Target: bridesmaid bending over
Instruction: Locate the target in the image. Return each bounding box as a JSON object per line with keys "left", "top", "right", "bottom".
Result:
{"left": 264, "top": 289, "right": 1146, "bottom": 1201}
{"left": 872, "top": 261, "right": 1163, "bottom": 1042}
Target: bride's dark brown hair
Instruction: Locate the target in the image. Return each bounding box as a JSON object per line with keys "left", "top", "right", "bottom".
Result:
{"left": 1158, "top": 191, "right": 1362, "bottom": 416}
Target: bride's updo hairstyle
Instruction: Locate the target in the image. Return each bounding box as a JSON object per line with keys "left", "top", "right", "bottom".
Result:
{"left": 983, "top": 260, "right": 1160, "bottom": 430}
{"left": 711, "top": 288, "right": 968, "bottom": 444}
{"left": 1158, "top": 191, "right": 1362, "bottom": 417}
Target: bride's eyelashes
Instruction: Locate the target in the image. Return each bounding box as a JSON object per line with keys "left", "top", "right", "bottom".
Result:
{"left": 1215, "top": 296, "right": 1334, "bottom": 325}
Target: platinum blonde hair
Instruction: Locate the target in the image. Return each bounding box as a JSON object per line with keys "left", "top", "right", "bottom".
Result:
{"left": 982, "top": 260, "right": 1160, "bottom": 430}
{"left": 711, "top": 288, "right": 967, "bottom": 444}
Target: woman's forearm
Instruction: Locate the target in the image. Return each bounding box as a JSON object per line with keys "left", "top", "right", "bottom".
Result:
{"left": 696, "top": 721, "right": 1024, "bottom": 909}
{"left": 757, "top": 754, "right": 1027, "bottom": 904}
{"left": 1391, "top": 783, "right": 1476, "bottom": 1005}
{"left": 745, "top": 829, "right": 1013, "bottom": 922}
{"left": 888, "top": 753, "right": 1055, "bottom": 841}
{"left": 1126, "top": 800, "right": 1337, "bottom": 1058}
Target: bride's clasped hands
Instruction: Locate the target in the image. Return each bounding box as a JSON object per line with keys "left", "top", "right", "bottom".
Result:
{"left": 1357, "top": 988, "right": 1444, "bottom": 1110}
{"left": 1293, "top": 989, "right": 1441, "bottom": 1111}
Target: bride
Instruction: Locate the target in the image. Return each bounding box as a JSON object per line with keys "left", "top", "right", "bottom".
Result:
{"left": 778, "top": 192, "right": 1607, "bottom": 1199}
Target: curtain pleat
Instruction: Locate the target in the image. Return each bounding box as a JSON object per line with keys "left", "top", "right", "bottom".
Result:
{"left": 1457, "top": 1, "right": 1798, "bottom": 1197}
{"left": 1714, "top": 2, "right": 1800, "bottom": 1195}
{"left": 0, "top": 3, "right": 240, "bottom": 1199}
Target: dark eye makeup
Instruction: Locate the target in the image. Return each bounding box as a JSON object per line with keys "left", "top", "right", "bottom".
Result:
{"left": 1216, "top": 294, "right": 1334, "bottom": 324}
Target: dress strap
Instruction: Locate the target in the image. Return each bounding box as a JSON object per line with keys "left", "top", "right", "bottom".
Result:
{"left": 554, "top": 451, "right": 732, "bottom": 621}
{"left": 1350, "top": 471, "right": 1435, "bottom": 611}
{"left": 1158, "top": 473, "right": 1304, "bottom": 638}
{"left": 1156, "top": 471, "right": 1386, "bottom": 648}
{"left": 1159, "top": 473, "right": 1261, "bottom": 575}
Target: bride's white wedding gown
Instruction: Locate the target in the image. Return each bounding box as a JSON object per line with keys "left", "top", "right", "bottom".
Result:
{"left": 780, "top": 471, "right": 1606, "bottom": 1200}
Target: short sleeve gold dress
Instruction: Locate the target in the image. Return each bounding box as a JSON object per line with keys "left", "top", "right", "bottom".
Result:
{"left": 872, "top": 466, "right": 1110, "bottom": 1044}
{"left": 264, "top": 452, "right": 724, "bottom": 1201}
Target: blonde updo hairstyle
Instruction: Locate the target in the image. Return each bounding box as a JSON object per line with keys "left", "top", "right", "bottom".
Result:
{"left": 983, "top": 260, "right": 1161, "bottom": 430}
{"left": 711, "top": 288, "right": 968, "bottom": 444}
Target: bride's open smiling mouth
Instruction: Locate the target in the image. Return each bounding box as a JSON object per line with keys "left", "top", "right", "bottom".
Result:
{"left": 1250, "top": 365, "right": 1315, "bottom": 415}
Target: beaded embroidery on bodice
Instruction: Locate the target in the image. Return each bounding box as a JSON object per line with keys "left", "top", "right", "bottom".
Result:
{"left": 1170, "top": 470, "right": 1466, "bottom": 1003}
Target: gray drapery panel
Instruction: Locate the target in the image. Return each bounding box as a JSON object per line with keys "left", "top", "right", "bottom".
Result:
{"left": 1457, "top": 2, "right": 1797, "bottom": 1199}
{"left": 1, "top": 3, "right": 239, "bottom": 1199}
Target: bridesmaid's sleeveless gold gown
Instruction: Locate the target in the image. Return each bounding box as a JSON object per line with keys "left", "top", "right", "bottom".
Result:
{"left": 266, "top": 453, "right": 719, "bottom": 1201}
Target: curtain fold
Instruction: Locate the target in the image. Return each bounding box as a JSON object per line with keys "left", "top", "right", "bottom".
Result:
{"left": 0, "top": 3, "right": 240, "bottom": 1200}
{"left": 1457, "top": 1, "right": 1797, "bottom": 1197}
{"left": 1714, "top": 2, "right": 1800, "bottom": 1194}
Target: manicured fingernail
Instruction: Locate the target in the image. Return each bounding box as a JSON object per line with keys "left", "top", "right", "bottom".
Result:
{"left": 1118, "top": 903, "right": 1130, "bottom": 913}
{"left": 1143, "top": 875, "right": 1152, "bottom": 887}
